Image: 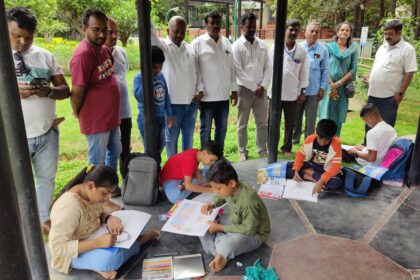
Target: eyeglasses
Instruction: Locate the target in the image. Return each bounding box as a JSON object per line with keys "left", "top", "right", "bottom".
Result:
{"left": 89, "top": 27, "right": 109, "bottom": 36}
{"left": 14, "top": 52, "right": 33, "bottom": 77}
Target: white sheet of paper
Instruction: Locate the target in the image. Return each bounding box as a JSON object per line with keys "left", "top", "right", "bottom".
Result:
{"left": 258, "top": 182, "right": 285, "bottom": 199}
{"left": 88, "top": 210, "right": 151, "bottom": 249}
{"left": 162, "top": 199, "right": 221, "bottom": 236}
{"left": 283, "top": 180, "right": 318, "bottom": 203}
{"left": 342, "top": 144, "right": 354, "bottom": 151}
{"left": 192, "top": 192, "right": 216, "bottom": 204}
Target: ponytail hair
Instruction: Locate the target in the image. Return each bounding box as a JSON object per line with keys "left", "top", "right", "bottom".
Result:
{"left": 52, "top": 164, "right": 118, "bottom": 206}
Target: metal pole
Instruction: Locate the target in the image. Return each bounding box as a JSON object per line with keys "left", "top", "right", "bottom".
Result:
{"left": 136, "top": 0, "right": 158, "bottom": 160}
{"left": 185, "top": 0, "right": 189, "bottom": 25}
{"left": 259, "top": 0, "right": 264, "bottom": 29}
{"left": 0, "top": 3, "right": 50, "bottom": 279}
{"left": 236, "top": 0, "right": 242, "bottom": 39}
{"left": 226, "top": 4, "right": 230, "bottom": 39}
{"left": 0, "top": 103, "right": 32, "bottom": 280}
{"left": 233, "top": 0, "right": 237, "bottom": 39}
{"left": 268, "top": 0, "right": 288, "bottom": 163}
{"left": 408, "top": 114, "right": 420, "bottom": 187}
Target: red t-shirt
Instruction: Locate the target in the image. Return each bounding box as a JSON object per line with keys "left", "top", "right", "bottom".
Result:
{"left": 159, "top": 149, "right": 199, "bottom": 185}
{"left": 70, "top": 39, "right": 120, "bottom": 134}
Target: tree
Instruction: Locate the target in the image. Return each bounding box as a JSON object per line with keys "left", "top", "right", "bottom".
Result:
{"left": 109, "top": 0, "right": 137, "bottom": 47}
{"left": 5, "top": 0, "right": 68, "bottom": 41}
{"left": 56, "top": 0, "right": 115, "bottom": 36}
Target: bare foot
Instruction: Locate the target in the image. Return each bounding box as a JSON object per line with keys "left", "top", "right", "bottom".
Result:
{"left": 209, "top": 255, "right": 228, "bottom": 272}
{"left": 97, "top": 271, "right": 117, "bottom": 279}
{"left": 139, "top": 229, "right": 160, "bottom": 245}
{"left": 103, "top": 200, "right": 123, "bottom": 213}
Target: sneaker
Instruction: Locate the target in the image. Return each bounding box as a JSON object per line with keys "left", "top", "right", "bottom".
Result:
{"left": 258, "top": 150, "right": 268, "bottom": 158}
{"left": 239, "top": 153, "right": 248, "bottom": 162}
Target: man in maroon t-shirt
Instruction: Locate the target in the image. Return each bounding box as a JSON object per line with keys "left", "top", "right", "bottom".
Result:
{"left": 70, "top": 9, "right": 121, "bottom": 184}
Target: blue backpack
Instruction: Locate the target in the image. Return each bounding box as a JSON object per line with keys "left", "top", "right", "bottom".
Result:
{"left": 381, "top": 138, "right": 414, "bottom": 181}
{"left": 343, "top": 167, "right": 381, "bottom": 197}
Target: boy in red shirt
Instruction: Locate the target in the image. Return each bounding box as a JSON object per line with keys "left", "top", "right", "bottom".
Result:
{"left": 286, "top": 119, "right": 342, "bottom": 194}
{"left": 159, "top": 141, "right": 223, "bottom": 203}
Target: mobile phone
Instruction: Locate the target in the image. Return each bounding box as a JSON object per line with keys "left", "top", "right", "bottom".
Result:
{"left": 29, "top": 78, "right": 48, "bottom": 86}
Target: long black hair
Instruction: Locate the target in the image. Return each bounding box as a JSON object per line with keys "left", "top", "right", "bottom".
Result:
{"left": 53, "top": 164, "right": 118, "bottom": 205}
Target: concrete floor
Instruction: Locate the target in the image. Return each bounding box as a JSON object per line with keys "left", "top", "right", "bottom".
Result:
{"left": 46, "top": 158, "right": 420, "bottom": 280}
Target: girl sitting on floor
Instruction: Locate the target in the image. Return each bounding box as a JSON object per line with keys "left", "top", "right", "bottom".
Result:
{"left": 49, "top": 164, "right": 159, "bottom": 279}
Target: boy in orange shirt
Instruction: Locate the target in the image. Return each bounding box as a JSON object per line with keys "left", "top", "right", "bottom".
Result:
{"left": 286, "top": 119, "right": 342, "bottom": 194}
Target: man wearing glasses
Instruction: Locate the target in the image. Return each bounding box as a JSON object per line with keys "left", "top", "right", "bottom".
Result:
{"left": 7, "top": 7, "right": 70, "bottom": 234}
{"left": 70, "top": 9, "right": 121, "bottom": 184}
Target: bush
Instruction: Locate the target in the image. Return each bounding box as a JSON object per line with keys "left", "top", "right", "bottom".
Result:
{"left": 33, "top": 37, "right": 141, "bottom": 75}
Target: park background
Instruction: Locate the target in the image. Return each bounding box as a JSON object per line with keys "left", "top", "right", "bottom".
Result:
{"left": 4, "top": 0, "right": 420, "bottom": 193}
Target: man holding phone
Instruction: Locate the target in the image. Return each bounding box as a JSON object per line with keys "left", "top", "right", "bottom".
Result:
{"left": 8, "top": 7, "right": 70, "bottom": 234}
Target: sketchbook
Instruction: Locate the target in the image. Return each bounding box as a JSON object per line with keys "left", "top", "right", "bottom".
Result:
{"left": 282, "top": 180, "right": 318, "bottom": 203}
{"left": 88, "top": 210, "right": 151, "bottom": 249}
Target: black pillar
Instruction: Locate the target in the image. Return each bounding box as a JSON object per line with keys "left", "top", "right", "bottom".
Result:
{"left": 236, "top": 0, "right": 242, "bottom": 38}
{"left": 268, "top": 0, "right": 288, "bottom": 163}
{"left": 136, "top": 0, "right": 158, "bottom": 160}
{"left": 408, "top": 114, "right": 420, "bottom": 186}
{"left": 185, "top": 0, "right": 189, "bottom": 25}
{"left": 0, "top": 3, "right": 50, "bottom": 279}
{"left": 226, "top": 4, "right": 230, "bottom": 39}
{"left": 260, "top": 0, "right": 264, "bottom": 29}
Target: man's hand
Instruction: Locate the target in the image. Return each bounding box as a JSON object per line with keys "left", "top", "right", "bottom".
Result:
{"left": 230, "top": 91, "right": 238, "bottom": 106}
{"left": 201, "top": 203, "right": 215, "bottom": 215}
{"left": 347, "top": 148, "right": 359, "bottom": 156}
{"left": 106, "top": 216, "right": 123, "bottom": 235}
{"left": 293, "top": 171, "right": 303, "bottom": 181}
{"left": 354, "top": 144, "right": 364, "bottom": 151}
{"left": 192, "top": 91, "right": 204, "bottom": 102}
{"left": 254, "top": 86, "right": 264, "bottom": 98}
{"left": 394, "top": 92, "right": 403, "bottom": 105}
{"left": 297, "top": 92, "right": 306, "bottom": 104}
{"left": 208, "top": 221, "right": 223, "bottom": 234}
{"left": 312, "top": 180, "right": 325, "bottom": 195}
{"left": 167, "top": 116, "right": 174, "bottom": 129}
{"left": 18, "top": 82, "right": 38, "bottom": 99}
{"left": 316, "top": 89, "right": 325, "bottom": 101}
{"left": 36, "top": 85, "right": 51, "bottom": 98}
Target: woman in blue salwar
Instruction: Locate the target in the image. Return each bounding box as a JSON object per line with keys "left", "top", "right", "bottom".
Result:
{"left": 318, "top": 22, "right": 358, "bottom": 136}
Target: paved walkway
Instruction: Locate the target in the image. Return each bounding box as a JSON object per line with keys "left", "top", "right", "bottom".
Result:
{"left": 46, "top": 159, "right": 420, "bottom": 280}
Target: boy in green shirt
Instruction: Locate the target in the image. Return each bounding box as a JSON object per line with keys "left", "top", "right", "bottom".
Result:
{"left": 200, "top": 160, "right": 271, "bottom": 272}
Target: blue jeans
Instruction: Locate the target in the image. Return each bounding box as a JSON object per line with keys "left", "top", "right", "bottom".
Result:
{"left": 166, "top": 103, "right": 198, "bottom": 158}
{"left": 137, "top": 114, "right": 165, "bottom": 166}
{"left": 86, "top": 127, "right": 122, "bottom": 172}
{"left": 163, "top": 179, "right": 198, "bottom": 204}
{"left": 28, "top": 127, "right": 59, "bottom": 223}
{"left": 200, "top": 100, "right": 229, "bottom": 151}
{"left": 71, "top": 242, "right": 140, "bottom": 272}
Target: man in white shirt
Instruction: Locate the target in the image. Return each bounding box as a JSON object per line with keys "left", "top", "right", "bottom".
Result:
{"left": 105, "top": 18, "right": 131, "bottom": 195}
{"left": 192, "top": 11, "right": 238, "bottom": 152}
{"left": 368, "top": 19, "right": 417, "bottom": 127}
{"left": 232, "top": 13, "right": 271, "bottom": 161}
{"left": 151, "top": 16, "right": 199, "bottom": 158}
{"left": 344, "top": 103, "right": 397, "bottom": 166}
{"left": 8, "top": 7, "right": 70, "bottom": 234}
{"left": 269, "top": 19, "right": 309, "bottom": 155}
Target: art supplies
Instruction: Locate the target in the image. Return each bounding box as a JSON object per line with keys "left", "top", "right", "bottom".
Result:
{"left": 166, "top": 200, "right": 183, "bottom": 218}
{"left": 258, "top": 181, "right": 285, "bottom": 200}
{"left": 283, "top": 180, "right": 318, "bottom": 203}
{"left": 88, "top": 210, "right": 151, "bottom": 249}
{"left": 162, "top": 199, "right": 223, "bottom": 236}
{"left": 142, "top": 254, "right": 205, "bottom": 280}
{"left": 257, "top": 162, "right": 288, "bottom": 184}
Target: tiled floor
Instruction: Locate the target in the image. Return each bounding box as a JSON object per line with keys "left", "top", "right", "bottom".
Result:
{"left": 47, "top": 158, "right": 420, "bottom": 280}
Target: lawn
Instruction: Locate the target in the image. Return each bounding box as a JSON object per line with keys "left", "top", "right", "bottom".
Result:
{"left": 54, "top": 65, "right": 419, "bottom": 194}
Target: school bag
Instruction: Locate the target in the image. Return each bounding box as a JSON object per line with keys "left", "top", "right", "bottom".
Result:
{"left": 343, "top": 167, "right": 381, "bottom": 198}
{"left": 380, "top": 138, "right": 414, "bottom": 181}
{"left": 122, "top": 153, "right": 159, "bottom": 206}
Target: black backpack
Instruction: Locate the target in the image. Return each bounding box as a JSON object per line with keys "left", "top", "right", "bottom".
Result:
{"left": 122, "top": 153, "right": 159, "bottom": 206}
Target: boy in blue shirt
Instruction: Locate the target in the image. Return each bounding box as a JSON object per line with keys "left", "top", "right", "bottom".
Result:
{"left": 134, "top": 46, "right": 173, "bottom": 166}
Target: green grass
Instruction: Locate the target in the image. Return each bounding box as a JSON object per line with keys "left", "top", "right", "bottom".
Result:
{"left": 54, "top": 68, "right": 419, "bottom": 194}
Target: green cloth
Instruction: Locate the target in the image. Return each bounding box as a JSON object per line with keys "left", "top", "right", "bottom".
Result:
{"left": 245, "top": 258, "right": 279, "bottom": 280}
{"left": 318, "top": 41, "right": 358, "bottom": 127}
{"left": 212, "top": 181, "right": 271, "bottom": 241}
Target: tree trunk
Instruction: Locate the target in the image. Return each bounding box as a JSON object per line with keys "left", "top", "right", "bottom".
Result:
{"left": 120, "top": 32, "right": 130, "bottom": 47}
{"left": 415, "top": 0, "right": 420, "bottom": 39}
{"left": 389, "top": 0, "right": 396, "bottom": 15}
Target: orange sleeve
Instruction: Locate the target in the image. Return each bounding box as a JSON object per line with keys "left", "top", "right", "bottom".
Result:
{"left": 293, "top": 134, "right": 317, "bottom": 171}
{"left": 321, "top": 137, "right": 342, "bottom": 183}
